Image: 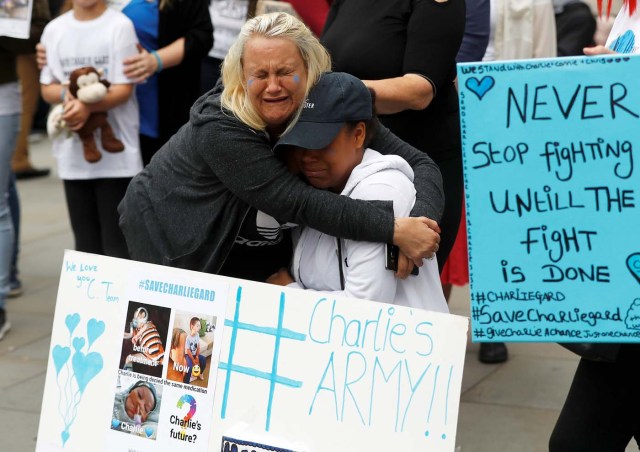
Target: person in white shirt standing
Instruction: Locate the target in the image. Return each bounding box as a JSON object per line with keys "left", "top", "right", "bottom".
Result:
{"left": 40, "top": 0, "right": 142, "bottom": 258}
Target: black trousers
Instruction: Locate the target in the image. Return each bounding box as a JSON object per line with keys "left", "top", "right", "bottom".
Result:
{"left": 549, "top": 344, "right": 640, "bottom": 451}
{"left": 556, "top": 2, "right": 596, "bottom": 57}
{"left": 63, "top": 178, "right": 131, "bottom": 259}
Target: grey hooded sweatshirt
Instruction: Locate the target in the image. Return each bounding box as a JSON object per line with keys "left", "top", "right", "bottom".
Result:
{"left": 118, "top": 88, "right": 444, "bottom": 274}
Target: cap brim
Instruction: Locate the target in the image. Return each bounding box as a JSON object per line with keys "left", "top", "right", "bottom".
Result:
{"left": 274, "top": 121, "right": 344, "bottom": 152}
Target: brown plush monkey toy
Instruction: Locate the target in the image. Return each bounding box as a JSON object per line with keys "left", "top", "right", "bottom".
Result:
{"left": 68, "top": 66, "right": 125, "bottom": 163}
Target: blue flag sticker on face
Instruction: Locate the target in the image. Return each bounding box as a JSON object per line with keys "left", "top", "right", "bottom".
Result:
{"left": 457, "top": 54, "right": 640, "bottom": 343}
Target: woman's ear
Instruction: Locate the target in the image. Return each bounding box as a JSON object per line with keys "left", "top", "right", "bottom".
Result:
{"left": 354, "top": 122, "right": 366, "bottom": 148}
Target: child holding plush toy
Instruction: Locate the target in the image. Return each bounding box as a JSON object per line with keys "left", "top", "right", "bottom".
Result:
{"left": 40, "top": 0, "right": 142, "bottom": 258}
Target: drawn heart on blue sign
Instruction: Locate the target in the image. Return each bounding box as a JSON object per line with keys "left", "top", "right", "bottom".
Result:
{"left": 626, "top": 253, "right": 640, "bottom": 284}
{"left": 465, "top": 76, "right": 495, "bottom": 100}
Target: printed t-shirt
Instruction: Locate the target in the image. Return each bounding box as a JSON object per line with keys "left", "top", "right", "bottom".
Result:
{"left": 219, "top": 209, "right": 295, "bottom": 282}
{"left": 40, "top": 8, "right": 142, "bottom": 179}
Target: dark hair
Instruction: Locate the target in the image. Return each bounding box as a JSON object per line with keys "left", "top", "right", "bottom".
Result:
{"left": 190, "top": 317, "right": 201, "bottom": 328}
{"left": 345, "top": 88, "right": 378, "bottom": 149}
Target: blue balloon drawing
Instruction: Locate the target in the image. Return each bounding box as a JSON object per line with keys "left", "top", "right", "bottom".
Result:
{"left": 87, "top": 319, "right": 105, "bottom": 349}
{"left": 64, "top": 313, "right": 80, "bottom": 335}
{"left": 465, "top": 76, "right": 495, "bottom": 100}
{"left": 52, "top": 313, "right": 105, "bottom": 446}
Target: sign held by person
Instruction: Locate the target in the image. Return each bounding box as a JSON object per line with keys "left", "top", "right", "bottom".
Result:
{"left": 458, "top": 54, "right": 640, "bottom": 343}
{"left": 36, "top": 251, "right": 469, "bottom": 452}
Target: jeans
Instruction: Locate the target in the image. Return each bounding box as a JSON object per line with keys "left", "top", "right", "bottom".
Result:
{"left": 63, "top": 178, "right": 131, "bottom": 259}
{"left": 8, "top": 172, "right": 20, "bottom": 281}
{"left": 183, "top": 354, "right": 206, "bottom": 383}
{"left": 0, "top": 113, "right": 19, "bottom": 309}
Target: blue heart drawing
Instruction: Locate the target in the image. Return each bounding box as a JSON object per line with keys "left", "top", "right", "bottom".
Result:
{"left": 52, "top": 345, "right": 71, "bottom": 375}
{"left": 145, "top": 426, "right": 154, "bottom": 438}
{"left": 610, "top": 30, "right": 635, "bottom": 54}
{"left": 87, "top": 318, "right": 105, "bottom": 349}
{"left": 466, "top": 76, "right": 495, "bottom": 100}
{"left": 625, "top": 298, "right": 640, "bottom": 329}
{"left": 626, "top": 253, "right": 640, "bottom": 285}
{"left": 65, "top": 313, "right": 81, "bottom": 335}
{"left": 111, "top": 419, "right": 121, "bottom": 429}
{"left": 72, "top": 336, "right": 85, "bottom": 352}
{"left": 71, "top": 351, "right": 103, "bottom": 393}
{"left": 61, "top": 430, "right": 70, "bottom": 445}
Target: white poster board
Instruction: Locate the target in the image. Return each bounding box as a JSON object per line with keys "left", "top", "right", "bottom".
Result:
{"left": 0, "top": 0, "right": 32, "bottom": 38}
{"left": 37, "top": 251, "right": 468, "bottom": 452}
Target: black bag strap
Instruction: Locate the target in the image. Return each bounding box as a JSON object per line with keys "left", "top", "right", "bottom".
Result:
{"left": 336, "top": 238, "right": 345, "bottom": 290}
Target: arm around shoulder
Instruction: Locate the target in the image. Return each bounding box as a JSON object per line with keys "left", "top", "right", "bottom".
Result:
{"left": 369, "top": 122, "right": 444, "bottom": 221}
{"left": 199, "top": 114, "right": 396, "bottom": 244}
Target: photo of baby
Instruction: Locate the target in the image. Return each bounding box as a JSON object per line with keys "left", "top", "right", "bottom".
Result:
{"left": 0, "top": 0, "right": 30, "bottom": 20}
{"left": 166, "top": 312, "right": 216, "bottom": 388}
{"left": 111, "top": 375, "right": 163, "bottom": 440}
{"left": 119, "top": 301, "right": 170, "bottom": 378}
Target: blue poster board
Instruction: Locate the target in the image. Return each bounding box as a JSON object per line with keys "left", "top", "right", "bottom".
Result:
{"left": 458, "top": 55, "right": 640, "bottom": 342}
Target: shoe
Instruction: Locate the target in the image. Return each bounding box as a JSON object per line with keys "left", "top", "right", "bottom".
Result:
{"left": 8, "top": 278, "right": 23, "bottom": 298}
{"left": 478, "top": 342, "right": 508, "bottom": 364}
{"left": 0, "top": 309, "right": 11, "bottom": 341}
{"left": 14, "top": 167, "right": 50, "bottom": 180}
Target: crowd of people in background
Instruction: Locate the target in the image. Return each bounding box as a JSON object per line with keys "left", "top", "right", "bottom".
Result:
{"left": 1, "top": 0, "right": 639, "bottom": 448}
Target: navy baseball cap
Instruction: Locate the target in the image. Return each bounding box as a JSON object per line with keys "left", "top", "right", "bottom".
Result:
{"left": 275, "top": 72, "right": 372, "bottom": 151}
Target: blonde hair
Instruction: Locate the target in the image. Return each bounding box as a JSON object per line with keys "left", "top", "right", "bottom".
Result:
{"left": 221, "top": 12, "right": 332, "bottom": 134}
{"left": 159, "top": 0, "right": 173, "bottom": 11}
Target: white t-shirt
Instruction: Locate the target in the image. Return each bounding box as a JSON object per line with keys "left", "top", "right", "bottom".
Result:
{"left": 606, "top": 2, "right": 640, "bottom": 54}
{"left": 208, "top": 0, "right": 248, "bottom": 59}
{"left": 40, "top": 8, "right": 142, "bottom": 180}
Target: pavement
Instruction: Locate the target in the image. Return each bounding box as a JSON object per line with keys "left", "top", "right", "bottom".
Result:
{"left": 0, "top": 137, "right": 635, "bottom": 452}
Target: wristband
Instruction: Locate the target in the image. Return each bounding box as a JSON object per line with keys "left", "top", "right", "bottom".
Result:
{"left": 151, "top": 50, "right": 163, "bottom": 73}
{"left": 60, "top": 87, "right": 66, "bottom": 102}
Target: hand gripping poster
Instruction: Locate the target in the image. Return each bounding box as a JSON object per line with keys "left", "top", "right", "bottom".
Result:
{"left": 458, "top": 54, "right": 640, "bottom": 343}
{"left": 37, "top": 251, "right": 469, "bottom": 451}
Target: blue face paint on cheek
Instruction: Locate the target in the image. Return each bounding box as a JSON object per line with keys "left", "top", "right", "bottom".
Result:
{"left": 247, "top": 79, "right": 254, "bottom": 87}
{"left": 293, "top": 74, "right": 300, "bottom": 84}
